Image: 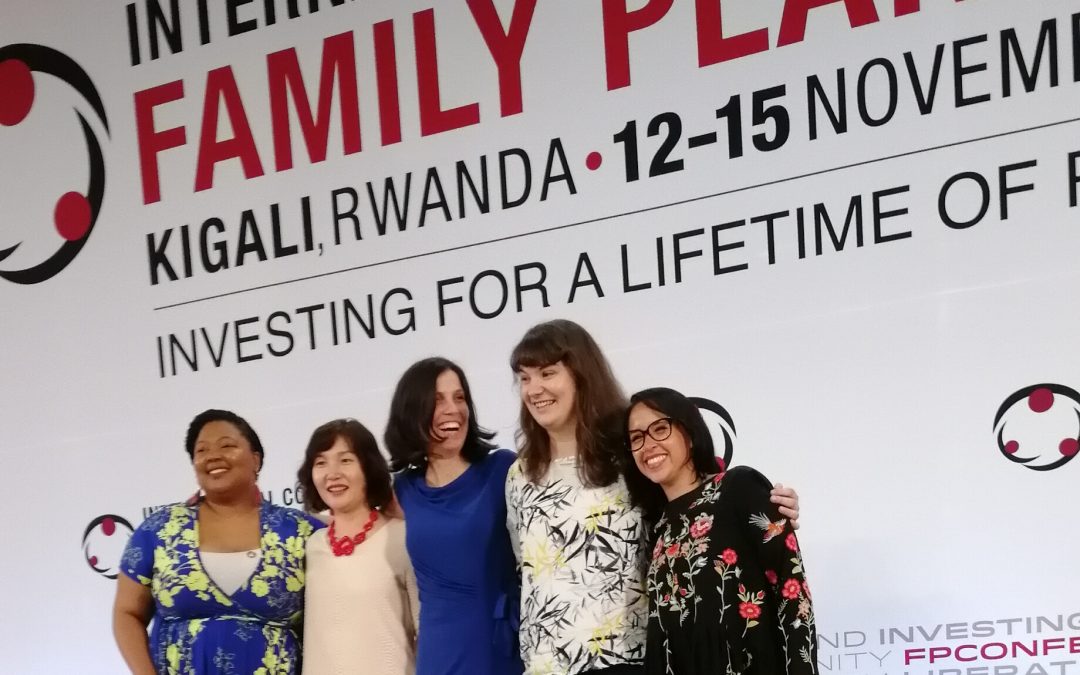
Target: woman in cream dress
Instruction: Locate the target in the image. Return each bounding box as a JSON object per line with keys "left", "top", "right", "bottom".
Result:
{"left": 298, "top": 418, "right": 418, "bottom": 675}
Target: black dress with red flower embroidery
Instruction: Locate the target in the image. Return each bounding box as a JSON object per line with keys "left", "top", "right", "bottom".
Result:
{"left": 644, "top": 466, "right": 818, "bottom": 675}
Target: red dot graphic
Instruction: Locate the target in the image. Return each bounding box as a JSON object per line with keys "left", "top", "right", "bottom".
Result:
{"left": 0, "top": 59, "right": 35, "bottom": 126}
{"left": 1061, "top": 438, "right": 1079, "bottom": 457}
{"left": 1028, "top": 388, "right": 1054, "bottom": 413}
{"left": 102, "top": 517, "right": 116, "bottom": 537}
{"left": 88, "top": 556, "right": 99, "bottom": 567}
{"left": 585, "top": 152, "right": 603, "bottom": 171}
{"left": 55, "top": 192, "right": 92, "bottom": 241}
{"left": 1003, "top": 440, "right": 1019, "bottom": 455}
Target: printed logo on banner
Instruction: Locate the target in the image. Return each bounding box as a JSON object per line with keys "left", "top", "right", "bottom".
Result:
{"left": 82, "top": 514, "right": 133, "bottom": 579}
{"left": 0, "top": 44, "right": 109, "bottom": 285}
{"left": 994, "top": 384, "right": 1080, "bottom": 472}
{"left": 691, "top": 397, "right": 736, "bottom": 470}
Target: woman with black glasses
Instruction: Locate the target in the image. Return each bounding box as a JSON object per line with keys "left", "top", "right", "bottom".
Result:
{"left": 623, "top": 387, "right": 818, "bottom": 675}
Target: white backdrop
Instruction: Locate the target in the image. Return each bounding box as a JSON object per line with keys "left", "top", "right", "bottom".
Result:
{"left": 1, "top": 1, "right": 1078, "bottom": 673}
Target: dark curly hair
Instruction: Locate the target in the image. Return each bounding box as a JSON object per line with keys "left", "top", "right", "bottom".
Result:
{"left": 185, "top": 409, "right": 264, "bottom": 463}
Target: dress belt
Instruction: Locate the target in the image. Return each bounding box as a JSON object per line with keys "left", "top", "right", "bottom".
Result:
{"left": 159, "top": 614, "right": 290, "bottom": 629}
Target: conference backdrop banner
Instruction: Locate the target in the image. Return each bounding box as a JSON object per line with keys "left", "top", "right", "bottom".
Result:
{"left": 1, "top": 0, "right": 1078, "bottom": 672}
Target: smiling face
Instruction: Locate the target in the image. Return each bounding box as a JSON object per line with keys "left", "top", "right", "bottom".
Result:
{"left": 518, "top": 361, "right": 577, "bottom": 439}
{"left": 628, "top": 402, "right": 695, "bottom": 494}
{"left": 311, "top": 436, "right": 367, "bottom": 515}
{"left": 192, "top": 420, "right": 261, "bottom": 497}
{"left": 428, "top": 369, "right": 470, "bottom": 457}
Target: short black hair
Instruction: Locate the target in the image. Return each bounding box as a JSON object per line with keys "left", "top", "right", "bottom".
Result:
{"left": 185, "top": 409, "right": 264, "bottom": 462}
{"left": 384, "top": 357, "right": 495, "bottom": 472}
{"left": 297, "top": 418, "right": 394, "bottom": 513}
{"left": 622, "top": 387, "right": 720, "bottom": 523}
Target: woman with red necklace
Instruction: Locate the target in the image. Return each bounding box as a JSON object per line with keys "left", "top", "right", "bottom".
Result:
{"left": 298, "top": 418, "right": 418, "bottom": 675}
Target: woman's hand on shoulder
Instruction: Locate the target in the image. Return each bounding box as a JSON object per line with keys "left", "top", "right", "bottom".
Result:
{"left": 723, "top": 466, "right": 801, "bottom": 530}
{"left": 770, "top": 483, "right": 800, "bottom": 529}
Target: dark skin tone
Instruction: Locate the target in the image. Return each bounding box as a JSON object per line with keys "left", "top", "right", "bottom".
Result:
{"left": 112, "top": 421, "right": 262, "bottom": 674}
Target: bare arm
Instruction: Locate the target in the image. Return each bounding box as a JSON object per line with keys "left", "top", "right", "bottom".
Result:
{"left": 112, "top": 574, "right": 156, "bottom": 675}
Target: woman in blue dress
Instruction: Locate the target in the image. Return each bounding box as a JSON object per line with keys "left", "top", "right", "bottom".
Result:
{"left": 113, "top": 409, "right": 324, "bottom": 674}
{"left": 385, "top": 357, "right": 524, "bottom": 675}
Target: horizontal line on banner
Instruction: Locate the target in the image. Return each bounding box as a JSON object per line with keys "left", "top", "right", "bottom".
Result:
{"left": 154, "top": 115, "right": 1080, "bottom": 312}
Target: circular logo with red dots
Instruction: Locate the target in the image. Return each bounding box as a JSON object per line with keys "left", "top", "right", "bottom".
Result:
{"left": 0, "top": 44, "right": 108, "bottom": 285}
{"left": 994, "top": 384, "right": 1080, "bottom": 472}
{"left": 691, "top": 396, "right": 736, "bottom": 470}
{"left": 82, "top": 514, "right": 133, "bottom": 579}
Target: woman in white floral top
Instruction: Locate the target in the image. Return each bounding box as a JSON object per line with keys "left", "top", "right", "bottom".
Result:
{"left": 505, "top": 321, "right": 803, "bottom": 675}
{"left": 506, "top": 319, "right": 642, "bottom": 675}
{"left": 624, "top": 387, "right": 818, "bottom": 675}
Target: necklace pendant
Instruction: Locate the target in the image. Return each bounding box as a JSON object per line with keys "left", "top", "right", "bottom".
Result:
{"left": 328, "top": 510, "right": 378, "bottom": 557}
{"left": 335, "top": 537, "right": 355, "bottom": 556}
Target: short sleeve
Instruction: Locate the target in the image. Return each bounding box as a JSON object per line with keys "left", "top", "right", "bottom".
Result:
{"left": 120, "top": 517, "right": 159, "bottom": 586}
{"left": 299, "top": 511, "right": 327, "bottom": 532}
{"left": 504, "top": 459, "right": 524, "bottom": 566}
{"left": 392, "top": 471, "right": 415, "bottom": 516}
{"left": 487, "top": 449, "right": 518, "bottom": 482}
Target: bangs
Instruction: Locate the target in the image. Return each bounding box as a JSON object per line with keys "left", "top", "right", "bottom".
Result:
{"left": 510, "top": 332, "right": 567, "bottom": 370}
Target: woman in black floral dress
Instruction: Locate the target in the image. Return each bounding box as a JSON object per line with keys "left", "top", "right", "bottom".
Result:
{"left": 622, "top": 388, "right": 818, "bottom": 675}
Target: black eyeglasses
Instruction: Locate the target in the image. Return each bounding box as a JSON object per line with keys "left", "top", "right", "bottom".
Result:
{"left": 628, "top": 417, "right": 674, "bottom": 452}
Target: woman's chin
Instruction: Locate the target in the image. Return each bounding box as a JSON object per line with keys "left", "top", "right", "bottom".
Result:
{"left": 200, "top": 478, "right": 253, "bottom": 497}
{"left": 325, "top": 495, "right": 365, "bottom": 514}
{"left": 429, "top": 436, "right": 466, "bottom": 457}
{"left": 637, "top": 460, "right": 670, "bottom": 485}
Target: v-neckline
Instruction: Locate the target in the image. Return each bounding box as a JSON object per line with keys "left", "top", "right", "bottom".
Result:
{"left": 192, "top": 501, "right": 266, "bottom": 602}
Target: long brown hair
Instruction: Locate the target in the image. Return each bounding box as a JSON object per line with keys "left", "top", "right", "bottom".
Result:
{"left": 510, "top": 319, "right": 627, "bottom": 487}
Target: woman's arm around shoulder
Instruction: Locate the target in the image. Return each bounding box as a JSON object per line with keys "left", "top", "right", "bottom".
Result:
{"left": 725, "top": 466, "right": 819, "bottom": 675}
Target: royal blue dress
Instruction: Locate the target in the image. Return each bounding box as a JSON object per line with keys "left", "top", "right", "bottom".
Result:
{"left": 395, "top": 448, "right": 524, "bottom": 675}
{"left": 120, "top": 501, "right": 324, "bottom": 674}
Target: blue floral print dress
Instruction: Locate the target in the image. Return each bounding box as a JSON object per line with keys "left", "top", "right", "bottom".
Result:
{"left": 120, "top": 501, "right": 324, "bottom": 674}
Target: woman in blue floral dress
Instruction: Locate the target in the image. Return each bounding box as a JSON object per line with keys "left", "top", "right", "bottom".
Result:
{"left": 113, "top": 409, "right": 324, "bottom": 674}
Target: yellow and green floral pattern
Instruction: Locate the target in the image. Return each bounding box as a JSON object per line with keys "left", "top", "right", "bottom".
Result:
{"left": 121, "top": 501, "right": 323, "bottom": 674}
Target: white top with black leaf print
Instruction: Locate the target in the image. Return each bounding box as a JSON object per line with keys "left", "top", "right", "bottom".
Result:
{"left": 506, "top": 456, "right": 648, "bottom": 675}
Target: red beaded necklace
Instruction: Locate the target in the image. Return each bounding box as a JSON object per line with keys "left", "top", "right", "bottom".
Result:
{"left": 328, "top": 509, "right": 379, "bottom": 557}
